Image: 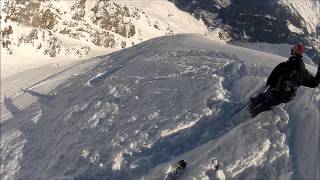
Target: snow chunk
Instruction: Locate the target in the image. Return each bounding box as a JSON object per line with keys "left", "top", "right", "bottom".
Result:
{"left": 30, "top": 107, "right": 42, "bottom": 124}
{"left": 226, "top": 139, "right": 271, "bottom": 177}
{"left": 203, "top": 107, "right": 213, "bottom": 116}
{"left": 85, "top": 102, "right": 119, "bottom": 129}
{"left": 269, "top": 133, "right": 289, "bottom": 163}
{"left": 212, "top": 76, "right": 227, "bottom": 101}
{"left": 81, "top": 149, "right": 103, "bottom": 167}
{"left": 128, "top": 116, "right": 137, "bottom": 123}
{"left": 31, "top": 112, "right": 41, "bottom": 124}
{"left": 108, "top": 84, "right": 131, "bottom": 97}
{"left": 87, "top": 112, "right": 106, "bottom": 128}
{"left": 81, "top": 149, "right": 90, "bottom": 159}
{"left": 90, "top": 152, "right": 100, "bottom": 164}
{"left": 85, "top": 72, "right": 106, "bottom": 87}
{"left": 161, "top": 116, "right": 202, "bottom": 137}
{"left": 313, "top": 88, "right": 320, "bottom": 102}
{"left": 148, "top": 111, "right": 160, "bottom": 120}
{"left": 64, "top": 103, "right": 89, "bottom": 121}
{"left": 112, "top": 152, "right": 124, "bottom": 171}
{"left": 95, "top": 101, "right": 102, "bottom": 109}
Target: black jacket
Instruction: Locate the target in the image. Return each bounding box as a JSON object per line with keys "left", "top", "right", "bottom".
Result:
{"left": 266, "top": 56, "right": 320, "bottom": 102}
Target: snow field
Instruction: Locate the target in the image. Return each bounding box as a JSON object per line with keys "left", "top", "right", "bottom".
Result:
{"left": 1, "top": 34, "right": 319, "bottom": 179}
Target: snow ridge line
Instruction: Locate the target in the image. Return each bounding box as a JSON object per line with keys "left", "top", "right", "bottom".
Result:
{"left": 85, "top": 48, "right": 149, "bottom": 86}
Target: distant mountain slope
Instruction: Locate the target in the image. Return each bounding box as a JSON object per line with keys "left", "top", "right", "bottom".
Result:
{"left": 279, "top": 0, "right": 319, "bottom": 34}
{"left": 1, "top": 0, "right": 208, "bottom": 78}
{"left": 170, "top": 0, "right": 320, "bottom": 64}
{"left": 1, "top": 34, "right": 319, "bottom": 180}
{"left": 0, "top": 0, "right": 207, "bottom": 58}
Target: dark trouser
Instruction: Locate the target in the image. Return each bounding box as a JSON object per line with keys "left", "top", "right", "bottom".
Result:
{"left": 249, "top": 88, "right": 282, "bottom": 117}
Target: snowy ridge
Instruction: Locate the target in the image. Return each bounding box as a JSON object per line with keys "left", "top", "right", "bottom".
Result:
{"left": 1, "top": 34, "right": 319, "bottom": 179}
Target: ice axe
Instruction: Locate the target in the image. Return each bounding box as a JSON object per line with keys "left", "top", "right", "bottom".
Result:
{"left": 306, "top": 64, "right": 320, "bottom": 110}
{"left": 305, "top": 88, "right": 316, "bottom": 111}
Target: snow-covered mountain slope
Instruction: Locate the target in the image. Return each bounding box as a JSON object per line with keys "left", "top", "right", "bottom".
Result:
{"left": 1, "top": 34, "right": 319, "bottom": 180}
{"left": 170, "top": 0, "right": 320, "bottom": 64}
{"left": 0, "top": 0, "right": 207, "bottom": 78}
{"left": 279, "top": 0, "right": 319, "bottom": 35}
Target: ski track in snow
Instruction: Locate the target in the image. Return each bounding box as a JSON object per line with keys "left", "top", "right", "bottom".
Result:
{"left": 1, "top": 34, "right": 319, "bottom": 179}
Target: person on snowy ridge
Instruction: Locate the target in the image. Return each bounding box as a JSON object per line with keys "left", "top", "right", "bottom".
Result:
{"left": 249, "top": 43, "right": 320, "bottom": 117}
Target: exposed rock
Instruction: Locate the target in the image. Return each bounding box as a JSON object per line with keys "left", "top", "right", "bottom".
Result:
{"left": 91, "top": 0, "right": 137, "bottom": 38}
{"left": 121, "top": 41, "right": 126, "bottom": 48}
{"left": 3, "top": 1, "right": 59, "bottom": 29}
{"left": 44, "top": 36, "right": 61, "bottom": 57}
{"left": 91, "top": 31, "right": 116, "bottom": 48}
{"left": 1, "top": 0, "right": 205, "bottom": 58}
{"left": 170, "top": 0, "right": 320, "bottom": 63}
{"left": 71, "top": 0, "right": 86, "bottom": 21}
{"left": 2, "top": 25, "right": 13, "bottom": 39}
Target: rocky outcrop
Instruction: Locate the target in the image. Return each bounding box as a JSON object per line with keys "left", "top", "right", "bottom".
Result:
{"left": 0, "top": 0, "right": 142, "bottom": 57}
{"left": 91, "top": 31, "right": 117, "bottom": 48}
{"left": 91, "top": 0, "right": 138, "bottom": 38}
{"left": 3, "top": 1, "right": 59, "bottom": 29}
{"left": 1, "top": 25, "right": 14, "bottom": 54}
{"left": 1, "top": 0, "right": 207, "bottom": 58}
{"left": 71, "top": 0, "right": 86, "bottom": 21}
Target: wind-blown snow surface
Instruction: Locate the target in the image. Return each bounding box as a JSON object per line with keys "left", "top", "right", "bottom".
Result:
{"left": 1, "top": 34, "right": 319, "bottom": 179}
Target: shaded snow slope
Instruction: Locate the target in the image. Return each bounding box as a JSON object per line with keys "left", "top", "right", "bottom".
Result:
{"left": 1, "top": 34, "right": 319, "bottom": 180}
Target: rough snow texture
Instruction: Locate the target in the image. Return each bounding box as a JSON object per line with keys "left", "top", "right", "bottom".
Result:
{"left": 0, "top": 129, "right": 27, "bottom": 180}
{"left": 1, "top": 34, "right": 319, "bottom": 180}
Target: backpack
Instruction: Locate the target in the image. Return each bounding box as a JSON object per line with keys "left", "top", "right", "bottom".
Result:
{"left": 274, "top": 69, "right": 300, "bottom": 102}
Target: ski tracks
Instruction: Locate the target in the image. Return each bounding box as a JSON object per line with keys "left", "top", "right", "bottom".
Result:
{"left": 86, "top": 47, "right": 150, "bottom": 87}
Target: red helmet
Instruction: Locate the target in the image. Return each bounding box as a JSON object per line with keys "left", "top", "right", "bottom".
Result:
{"left": 291, "top": 43, "right": 304, "bottom": 56}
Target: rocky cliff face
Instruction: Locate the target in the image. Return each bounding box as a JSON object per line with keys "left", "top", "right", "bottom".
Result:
{"left": 0, "top": 0, "right": 206, "bottom": 58}
{"left": 170, "top": 0, "right": 320, "bottom": 63}
{"left": 1, "top": 0, "right": 141, "bottom": 57}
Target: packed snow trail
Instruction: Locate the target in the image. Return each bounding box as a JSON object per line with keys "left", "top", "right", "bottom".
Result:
{"left": 1, "top": 34, "right": 319, "bottom": 180}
